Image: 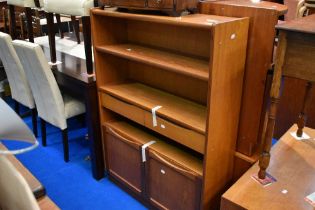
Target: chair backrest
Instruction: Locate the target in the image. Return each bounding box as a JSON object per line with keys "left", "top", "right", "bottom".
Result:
{"left": 7, "top": 0, "right": 44, "bottom": 8}
{"left": 0, "top": 32, "right": 34, "bottom": 109}
{"left": 44, "top": 0, "right": 94, "bottom": 16}
{"left": 0, "top": 155, "right": 40, "bottom": 210}
{"left": 13, "top": 40, "right": 67, "bottom": 130}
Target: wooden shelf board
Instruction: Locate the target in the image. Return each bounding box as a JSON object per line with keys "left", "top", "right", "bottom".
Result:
{"left": 96, "top": 44, "right": 209, "bottom": 81}
{"left": 92, "top": 9, "right": 246, "bottom": 29}
{"left": 105, "top": 121, "right": 203, "bottom": 176}
{"left": 100, "top": 82, "right": 207, "bottom": 134}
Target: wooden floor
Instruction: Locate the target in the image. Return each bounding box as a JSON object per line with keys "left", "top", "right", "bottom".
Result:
{"left": 221, "top": 125, "right": 315, "bottom": 210}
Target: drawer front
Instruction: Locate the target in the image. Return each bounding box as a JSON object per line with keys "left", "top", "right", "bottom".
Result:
{"left": 144, "top": 113, "right": 205, "bottom": 154}
{"left": 147, "top": 0, "right": 173, "bottom": 9}
{"left": 106, "top": 126, "right": 143, "bottom": 195}
{"left": 147, "top": 150, "right": 201, "bottom": 210}
{"left": 101, "top": 93, "right": 145, "bottom": 125}
{"left": 107, "top": 0, "right": 146, "bottom": 7}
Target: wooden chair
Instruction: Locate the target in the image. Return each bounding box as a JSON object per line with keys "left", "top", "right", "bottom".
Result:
{"left": 43, "top": 0, "right": 98, "bottom": 74}
{"left": 0, "top": 32, "right": 37, "bottom": 137}
{"left": 13, "top": 40, "right": 86, "bottom": 162}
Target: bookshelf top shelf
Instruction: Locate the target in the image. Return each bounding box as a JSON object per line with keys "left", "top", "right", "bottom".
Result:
{"left": 100, "top": 82, "right": 207, "bottom": 134}
{"left": 96, "top": 44, "right": 209, "bottom": 81}
{"left": 91, "top": 8, "right": 247, "bottom": 29}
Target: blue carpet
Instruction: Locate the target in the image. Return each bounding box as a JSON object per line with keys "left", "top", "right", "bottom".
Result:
{"left": 1, "top": 98, "right": 147, "bottom": 210}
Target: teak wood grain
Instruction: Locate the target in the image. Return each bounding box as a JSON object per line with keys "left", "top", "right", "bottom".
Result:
{"left": 199, "top": 0, "right": 287, "bottom": 158}
{"left": 91, "top": 9, "right": 249, "bottom": 210}
{"left": 221, "top": 125, "right": 315, "bottom": 210}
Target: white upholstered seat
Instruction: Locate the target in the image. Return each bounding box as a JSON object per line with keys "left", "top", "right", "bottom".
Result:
{"left": 0, "top": 32, "right": 38, "bottom": 136}
{"left": 13, "top": 40, "right": 85, "bottom": 161}
{"left": 44, "top": 0, "right": 94, "bottom": 16}
{"left": 7, "top": 0, "right": 43, "bottom": 8}
{"left": 0, "top": 155, "right": 40, "bottom": 210}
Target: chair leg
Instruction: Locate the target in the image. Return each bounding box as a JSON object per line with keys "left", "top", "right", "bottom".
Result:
{"left": 8, "top": 5, "right": 16, "bottom": 40}
{"left": 82, "top": 16, "right": 93, "bottom": 75}
{"left": 45, "top": 12, "right": 56, "bottom": 63}
{"left": 31, "top": 108, "right": 38, "bottom": 137}
{"left": 62, "top": 128, "right": 69, "bottom": 162}
{"left": 25, "top": 7, "right": 34, "bottom": 43}
{"left": 40, "top": 118, "right": 46, "bottom": 146}
{"left": 71, "top": 16, "right": 80, "bottom": 44}
{"left": 55, "top": 14, "right": 64, "bottom": 38}
{"left": 14, "top": 100, "right": 20, "bottom": 115}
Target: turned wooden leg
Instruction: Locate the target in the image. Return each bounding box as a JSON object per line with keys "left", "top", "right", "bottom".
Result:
{"left": 82, "top": 16, "right": 93, "bottom": 75}
{"left": 71, "top": 16, "right": 80, "bottom": 44}
{"left": 8, "top": 5, "right": 16, "bottom": 40}
{"left": 62, "top": 128, "right": 69, "bottom": 162}
{"left": 25, "top": 7, "right": 34, "bottom": 43}
{"left": 45, "top": 12, "right": 56, "bottom": 63}
{"left": 258, "top": 31, "right": 287, "bottom": 179}
{"left": 55, "top": 14, "right": 64, "bottom": 38}
{"left": 40, "top": 118, "right": 47, "bottom": 146}
{"left": 296, "top": 82, "right": 313, "bottom": 137}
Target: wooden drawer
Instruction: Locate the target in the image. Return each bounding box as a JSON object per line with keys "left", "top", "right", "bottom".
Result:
{"left": 102, "top": 0, "right": 146, "bottom": 7}
{"left": 146, "top": 149, "right": 202, "bottom": 210}
{"left": 101, "top": 92, "right": 205, "bottom": 154}
{"left": 147, "top": 0, "right": 173, "bottom": 9}
{"left": 104, "top": 125, "right": 144, "bottom": 195}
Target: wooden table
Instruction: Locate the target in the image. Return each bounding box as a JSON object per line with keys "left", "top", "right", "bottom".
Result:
{"left": 35, "top": 35, "right": 104, "bottom": 180}
{"left": 0, "top": 143, "right": 59, "bottom": 209}
{"left": 221, "top": 125, "right": 315, "bottom": 210}
{"left": 259, "top": 14, "right": 315, "bottom": 179}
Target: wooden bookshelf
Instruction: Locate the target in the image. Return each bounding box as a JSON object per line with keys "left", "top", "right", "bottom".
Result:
{"left": 91, "top": 8, "right": 249, "bottom": 210}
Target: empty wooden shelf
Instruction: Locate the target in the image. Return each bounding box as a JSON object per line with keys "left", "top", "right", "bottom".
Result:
{"left": 91, "top": 8, "right": 249, "bottom": 210}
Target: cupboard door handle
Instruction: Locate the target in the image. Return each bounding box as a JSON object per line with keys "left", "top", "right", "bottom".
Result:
{"left": 151, "top": 150, "right": 197, "bottom": 178}
{"left": 107, "top": 127, "right": 139, "bottom": 147}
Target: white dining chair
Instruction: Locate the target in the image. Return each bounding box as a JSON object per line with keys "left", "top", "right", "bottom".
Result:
{"left": 7, "top": 0, "right": 44, "bottom": 42}
{"left": 0, "top": 155, "right": 40, "bottom": 210}
{"left": 13, "top": 40, "right": 86, "bottom": 162}
{"left": 0, "top": 32, "right": 37, "bottom": 137}
{"left": 43, "top": 0, "right": 95, "bottom": 74}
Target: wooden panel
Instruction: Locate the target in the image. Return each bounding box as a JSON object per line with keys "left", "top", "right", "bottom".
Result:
{"left": 106, "top": 0, "right": 146, "bottom": 7}
{"left": 148, "top": 0, "right": 173, "bottom": 9}
{"left": 95, "top": 44, "right": 209, "bottom": 81}
{"left": 147, "top": 150, "right": 202, "bottom": 210}
{"left": 199, "top": 0, "right": 287, "bottom": 156}
{"left": 221, "top": 125, "right": 315, "bottom": 210}
{"left": 283, "top": 32, "right": 315, "bottom": 82}
{"left": 105, "top": 125, "right": 144, "bottom": 195}
{"left": 202, "top": 17, "right": 249, "bottom": 210}
{"left": 100, "top": 83, "right": 207, "bottom": 134}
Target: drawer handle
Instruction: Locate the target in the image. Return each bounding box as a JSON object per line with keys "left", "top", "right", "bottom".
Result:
{"left": 151, "top": 151, "right": 196, "bottom": 177}
{"left": 107, "top": 127, "right": 138, "bottom": 147}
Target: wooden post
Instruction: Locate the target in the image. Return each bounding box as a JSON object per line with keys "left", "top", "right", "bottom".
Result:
{"left": 8, "top": 5, "right": 16, "bottom": 40}
{"left": 45, "top": 12, "right": 56, "bottom": 63}
{"left": 82, "top": 16, "right": 93, "bottom": 75}
{"left": 25, "top": 7, "right": 34, "bottom": 43}
{"left": 258, "top": 31, "right": 287, "bottom": 179}
{"left": 296, "top": 82, "right": 313, "bottom": 137}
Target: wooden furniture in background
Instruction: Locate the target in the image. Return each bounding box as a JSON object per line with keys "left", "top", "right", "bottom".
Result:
{"left": 199, "top": 0, "right": 287, "bottom": 180}
{"left": 221, "top": 125, "right": 315, "bottom": 210}
{"left": 91, "top": 8, "right": 249, "bottom": 209}
{"left": 259, "top": 14, "right": 315, "bottom": 178}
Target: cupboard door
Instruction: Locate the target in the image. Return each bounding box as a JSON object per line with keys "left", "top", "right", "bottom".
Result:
{"left": 106, "top": 127, "right": 143, "bottom": 195}
{"left": 147, "top": 150, "right": 201, "bottom": 210}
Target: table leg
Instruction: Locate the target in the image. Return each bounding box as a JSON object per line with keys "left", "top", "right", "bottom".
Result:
{"left": 8, "top": 5, "right": 16, "bottom": 40}
{"left": 25, "top": 7, "right": 34, "bottom": 43}
{"left": 297, "top": 82, "right": 313, "bottom": 137}
{"left": 259, "top": 31, "right": 287, "bottom": 179}
{"left": 84, "top": 83, "right": 104, "bottom": 180}
{"left": 45, "top": 12, "right": 56, "bottom": 63}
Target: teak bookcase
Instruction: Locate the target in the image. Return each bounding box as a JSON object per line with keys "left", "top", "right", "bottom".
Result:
{"left": 91, "top": 8, "right": 249, "bottom": 210}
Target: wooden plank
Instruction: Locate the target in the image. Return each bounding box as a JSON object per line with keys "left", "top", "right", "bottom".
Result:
{"left": 96, "top": 44, "right": 209, "bottom": 81}
{"left": 105, "top": 121, "right": 203, "bottom": 176}
{"left": 100, "top": 83, "right": 207, "bottom": 134}
{"left": 276, "top": 14, "right": 315, "bottom": 34}
{"left": 199, "top": 0, "right": 286, "bottom": 156}
{"left": 221, "top": 125, "right": 315, "bottom": 210}
{"left": 37, "top": 196, "right": 60, "bottom": 210}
